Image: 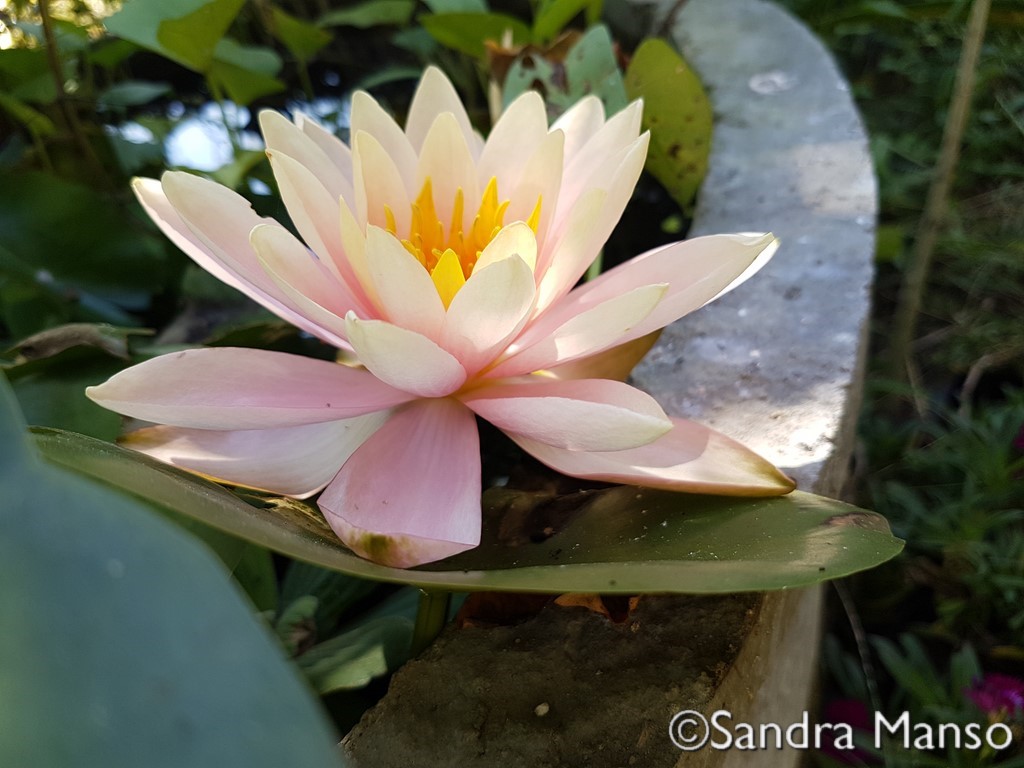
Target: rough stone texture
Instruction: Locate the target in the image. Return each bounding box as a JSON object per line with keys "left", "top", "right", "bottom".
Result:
{"left": 636, "top": 0, "right": 877, "bottom": 498}
{"left": 344, "top": 1, "right": 876, "bottom": 766}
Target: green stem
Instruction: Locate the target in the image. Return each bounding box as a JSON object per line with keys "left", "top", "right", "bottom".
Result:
{"left": 297, "top": 60, "right": 315, "bottom": 101}
{"left": 410, "top": 589, "right": 452, "bottom": 657}
{"left": 206, "top": 75, "right": 240, "bottom": 153}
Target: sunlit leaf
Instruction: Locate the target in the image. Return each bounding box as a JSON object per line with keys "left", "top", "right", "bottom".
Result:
{"left": 624, "top": 38, "right": 712, "bottom": 211}
{"left": 421, "top": 12, "right": 532, "bottom": 58}
{"left": 0, "top": 378, "right": 349, "bottom": 768}
{"left": 318, "top": 0, "right": 416, "bottom": 29}
{"left": 104, "top": 0, "right": 247, "bottom": 73}
{"left": 423, "top": 0, "right": 487, "bottom": 11}
{"left": 34, "top": 428, "right": 904, "bottom": 595}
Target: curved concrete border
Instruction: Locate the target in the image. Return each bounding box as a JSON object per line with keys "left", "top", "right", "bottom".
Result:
{"left": 343, "top": 2, "right": 876, "bottom": 766}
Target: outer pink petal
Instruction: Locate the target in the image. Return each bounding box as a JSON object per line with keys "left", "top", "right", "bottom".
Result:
{"left": 513, "top": 417, "right": 797, "bottom": 496}
{"left": 135, "top": 174, "right": 348, "bottom": 349}
{"left": 294, "top": 112, "right": 354, "bottom": 178}
{"left": 461, "top": 378, "right": 671, "bottom": 452}
{"left": 86, "top": 347, "right": 412, "bottom": 429}
{"left": 318, "top": 398, "right": 481, "bottom": 567}
{"left": 541, "top": 233, "right": 778, "bottom": 348}
{"left": 405, "top": 66, "right": 478, "bottom": 155}
{"left": 123, "top": 413, "right": 388, "bottom": 498}
{"left": 488, "top": 283, "right": 666, "bottom": 378}
{"left": 259, "top": 110, "right": 354, "bottom": 205}
{"left": 345, "top": 314, "right": 467, "bottom": 397}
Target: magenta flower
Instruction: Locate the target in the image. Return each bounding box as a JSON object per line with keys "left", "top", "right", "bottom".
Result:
{"left": 88, "top": 68, "right": 794, "bottom": 567}
{"left": 968, "top": 673, "right": 1024, "bottom": 718}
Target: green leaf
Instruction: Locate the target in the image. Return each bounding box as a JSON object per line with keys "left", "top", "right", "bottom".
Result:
{"left": 232, "top": 543, "right": 279, "bottom": 611}
{"left": 208, "top": 40, "right": 286, "bottom": 105}
{"left": 624, "top": 38, "right": 712, "bottom": 211}
{"left": 421, "top": 12, "right": 532, "bottom": 58}
{"left": 423, "top": 0, "right": 487, "bottom": 11}
{"left": 502, "top": 24, "right": 626, "bottom": 117}
{"left": 269, "top": 5, "right": 332, "bottom": 62}
{"left": 213, "top": 38, "right": 283, "bottom": 76}
{"left": 0, "top": 92, "right": 55, "bottom": 135}
{"left": 104, "top": 0, "right": 247, "bottom": 73}
{"left": 210, "top": 148, "right": 268, "bottom": 190}
{"left": 0, "top": 378, "right": 348, "bottom": 767}
{"left": 296, "top": 617, "right": 412, "bottom": 694}
{"left": 33, "top": 428, "right": 904, "bottom": 594}
{"left": 281, "top": 562, "right": 380, "bottom": 630}
{"left": 318, "top": 0, "right": 416, "bottom": 29}
{"left": 6, "top": 323, "right": 150, "bottom": 361}
{"left": 97, "top": 80, "right": 171, "bottom": 108}
{"left": 532, "top": 0, "right": 602, "bottom": 43}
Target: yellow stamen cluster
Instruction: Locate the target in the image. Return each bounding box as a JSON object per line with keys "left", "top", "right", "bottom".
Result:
{"left": 384, "top": 176, "right": 542, "bottom": 308}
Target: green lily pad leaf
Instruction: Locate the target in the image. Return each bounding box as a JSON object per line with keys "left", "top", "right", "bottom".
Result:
{"left": 208, "top": 40, "right": 286, "bottom": 105}
{"left": 318, "top": 0, "right": 416, "bottom": 29}
{"left": 624, "top": 38, "right": 712, "bottom": 211}
{"left": 281, "top": 561, "right": 380, "bottom": 630}
{"left": 421, "top": 12, "right": 532, "bottom": 58}
{"left": 296, "top": 617, "right": 413, "bottom": 694}
{"left": 0, "top": 380, "right": 347, "bottom": 767}
{"left": 104, "top": 0, "right": 246, "bottom": 73}
{"left": 33, "top": 428, "right": 904, "bottom": 595}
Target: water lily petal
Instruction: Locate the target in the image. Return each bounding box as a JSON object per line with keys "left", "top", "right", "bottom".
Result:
{"left": 365, "top": 225, "right": 446, "bottom": 339}
{"left": 462, "top": 378, "right": 671, "bottom": 451}
{"left": 477, "top": 90, "right": 549, "bottom": 192}
{"left": 536, "top": 134, "right": 649, "bottom": 309}
{"left": 545, "top": 332, "right": 661, "bottom": 382}
{"left": 546, "top": 233, "right": 779, "bottom": 347}
{"left": 345, "top": 314, "right": 467, "bottom": 397}
{"left": 259, "top": 110, "right": 353, "bottom": 205}
{"left": 251, "top": 224, "right": 353, "bottom": 340}
{"left": 138, "top": 173, "right": 348, "bottom": 349}
{"left": 264, "top": 150, "right": 372, "bottom": 314}
{"left": 507, "top": 128, "right": 564, "bottom": 246}
{"left": 512, "top": 417, "right": 796, "bottom": 495}
{"left": 533, "top": 186, "right": 607, "bottom": 309}
{"left": 318, "top": 398, "right": 481, "bottom": 567}
{"left": 559, "top": 100, "right": 643, "bottom": 213}
{"left": 473, "top": 221, "right": 538, "bottom": 273}
{"left": 442, "top": 254, "right": 536, "bottom": 374}
{"left": 353, "top": 130, "right": 411, "bottom": 232}
{"left": 294, "top": 111, "right": 354, "bottom": 183}
{"left": 87, "top": 347, "right": 411, "bottom": 429}
{"left": 405, "top": 66, "right": 479, "bottom": 155}
{"left": 416, "top": 112, "right": 479, "bottom": 232}
{"left": 123, "top": 413, "right": 388, "bottom": 498}
{"left": 551, "top": 95, "right": 605, "bottom": 166}
{"left": 350, "top": 90, "right": 418, "bottom": 193}
{"left": 489, "top": 283, "right": 667, "bottom": 378}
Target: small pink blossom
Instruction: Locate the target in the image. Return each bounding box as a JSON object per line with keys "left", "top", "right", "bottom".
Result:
{"left": 88, "top": 68, "right": 793, "bottom": 567}
{"left": 967, "top": 673, "right": 1024, "bottom": 719}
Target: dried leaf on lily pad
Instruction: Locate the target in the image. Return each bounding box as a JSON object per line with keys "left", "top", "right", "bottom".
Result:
{"left": 32, "top": 428, "right": 903, "bottom": 595}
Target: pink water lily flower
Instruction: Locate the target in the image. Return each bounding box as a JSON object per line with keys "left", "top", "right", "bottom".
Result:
{"left": 88, "top": 67, "right": 794, "bottom": 568}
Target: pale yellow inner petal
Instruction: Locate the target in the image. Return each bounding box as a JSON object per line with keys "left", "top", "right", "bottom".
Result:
{"left": 384, "top": 176, "right": 541, "bottom": 307}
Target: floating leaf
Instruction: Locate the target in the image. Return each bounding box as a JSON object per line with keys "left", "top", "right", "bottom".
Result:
{"left": 421, "top": 12, "right": 533, "bottom": 58}
{"left": 6, "top": 323, "right": 150, "bottom": 362}
{"left": 34, "top": 428, "right": 904, "bottom": 595}
{"left": 624, "top": 38, "right": 712, "bottom": 211}
{"left": 318, "top": 0, "right": 416, "bottom": 29}
{"left": 0, "top": 379, "right": 348, "bottom": 768}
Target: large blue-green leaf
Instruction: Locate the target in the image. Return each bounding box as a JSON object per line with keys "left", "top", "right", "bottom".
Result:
{"left": 421, "top": 12, "right": 532, "bottom": 58}
{"left": 0, "top": 380, "right": 348, "bottom": 767}
{"left": 33, "top": 428, "right": 904, "bottom": 594}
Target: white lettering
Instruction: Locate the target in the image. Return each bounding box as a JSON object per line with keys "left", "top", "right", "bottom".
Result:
{"left": 710, "top": 710, "right": 733, "bottom": 750}
{"left": 875, "top": 711, "right": 909, "bottom": 747}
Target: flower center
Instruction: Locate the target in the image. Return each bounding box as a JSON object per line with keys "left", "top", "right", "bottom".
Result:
{"left": 384, "top": 177, "right": 541, "bottom": 308}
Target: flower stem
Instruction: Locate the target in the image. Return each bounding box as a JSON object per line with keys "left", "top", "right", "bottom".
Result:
{"left": 410, "top": 589, "right": 452, "bottom": 657}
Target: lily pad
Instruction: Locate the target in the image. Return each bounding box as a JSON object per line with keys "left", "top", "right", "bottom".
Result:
{"left": 0, "top": 380, "right": 347, "bottom": 767}
{"left": 33, "top": 428, "right": 904, "bottom": 594}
